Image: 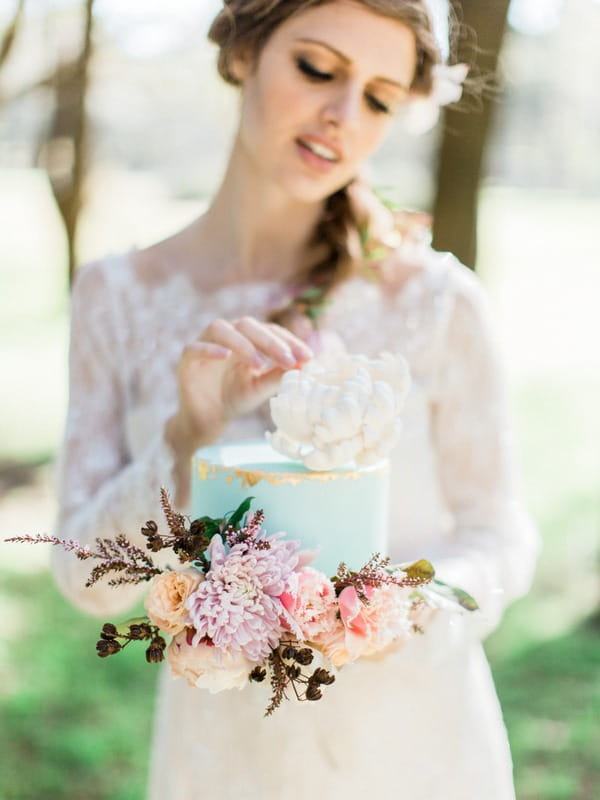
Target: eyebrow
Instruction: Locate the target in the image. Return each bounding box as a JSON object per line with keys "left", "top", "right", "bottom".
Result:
{"left": 294, "top": 37, "right": 410, "bottom": 91}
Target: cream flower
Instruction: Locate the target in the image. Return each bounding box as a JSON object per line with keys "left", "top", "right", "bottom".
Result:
{"left": 399, "top": 63, "right": 469, "bottom": 136}
{"left": 267, "top": 352, "right": 411, "bottom": 470}
{"left": 167, "top": 630, "right": 253, "bottom": 693}
{"left": 144, "top": 569, "right": 203, "bottom": 636}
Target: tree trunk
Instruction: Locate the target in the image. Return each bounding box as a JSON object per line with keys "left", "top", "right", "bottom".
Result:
{"left": 36, "top": 0, "right": 95, "bottom": 284}
{"left": 0, "top": 0, "right": 26, "bottom": 73}
{"left": 431, "top": 0, "right": 512, "bottom": 269}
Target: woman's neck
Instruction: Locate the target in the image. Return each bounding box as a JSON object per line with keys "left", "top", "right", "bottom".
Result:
{"left": 196, "top": 136, "right": 325, "bottom": 285}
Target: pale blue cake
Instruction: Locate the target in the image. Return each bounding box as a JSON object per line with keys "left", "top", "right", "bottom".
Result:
{"left": 191, "top": 440, "right": 390, "bottom": 578}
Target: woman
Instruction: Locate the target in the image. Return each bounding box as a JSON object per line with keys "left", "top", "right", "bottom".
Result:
{"left": 52, "top": 1, "right": 539, "bottom": 797}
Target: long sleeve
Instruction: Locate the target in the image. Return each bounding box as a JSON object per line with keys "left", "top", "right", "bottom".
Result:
{"left": 429, "top": 265, "right": 540, "bottom": 639}
{"left": 52, "top": 261, "right": 178, "bottom": 617}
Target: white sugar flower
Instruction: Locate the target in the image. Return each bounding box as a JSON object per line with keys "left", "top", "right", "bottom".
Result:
{"left": 267, "top": 352, "right": 411, "bottom": 471}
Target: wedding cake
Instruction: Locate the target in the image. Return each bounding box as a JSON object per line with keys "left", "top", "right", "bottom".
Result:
{"left": 190, "top": 353, "right": 411, "bottom": 577}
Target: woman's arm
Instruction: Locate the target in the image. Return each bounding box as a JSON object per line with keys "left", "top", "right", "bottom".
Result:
{"left": 429, "top": 264, "right": 540, "bottom": 639}
{"left": 52, "top": 260, "right": 312, "bottom": 618}
{"left": 52, "top": 261, "right": 178, "bottom": 618}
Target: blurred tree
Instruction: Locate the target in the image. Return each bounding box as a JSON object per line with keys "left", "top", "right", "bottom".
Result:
{"left": 0, "top": 0, "right": 25, "bottom": 72}
{"left": 1, "top": 0, "right": 95, "bottom": 283}
{"left": 432, "top": 0, "right": 512, "bottom": 269}
{"left": 35, "top": 0, "right": 95, "bottom": 283}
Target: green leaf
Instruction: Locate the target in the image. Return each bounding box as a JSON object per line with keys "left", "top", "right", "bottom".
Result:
{"left": 401, "top": 559, "right": 436, "bottom": 582}
{"left": 433, "top": 579, "right": 480, "bottom": 611}
{"left": 227, "top": 497, "right": 254, "bottom": 529}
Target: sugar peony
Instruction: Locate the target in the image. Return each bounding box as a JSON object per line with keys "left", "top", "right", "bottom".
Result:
{"left": 144, "top": 569, "right": 203, "bottom": 636}
{"left": 268, "top": 352, "right": 411, "bottom": 470}
{"left": 167, "top": 630, "right": 253, "bottom": 692}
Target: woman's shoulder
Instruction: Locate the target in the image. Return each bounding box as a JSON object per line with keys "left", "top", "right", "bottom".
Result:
{"left": 72, "top": 251, "right": 135, "bottom": 301}
{"left": 386, "top": 244, "right": 493, "bottom": 318}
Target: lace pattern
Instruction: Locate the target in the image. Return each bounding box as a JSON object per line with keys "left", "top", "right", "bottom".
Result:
{"left": 52, "top": 247, "right": 539, "bottom": 635}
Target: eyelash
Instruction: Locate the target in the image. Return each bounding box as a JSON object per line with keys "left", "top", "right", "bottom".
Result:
{"left": 295, "top": 57, "right": 391, "bottom": 115}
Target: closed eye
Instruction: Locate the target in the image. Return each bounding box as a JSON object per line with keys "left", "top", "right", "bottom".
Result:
{"left": 365, "top": 94, "right": 391, "bottom": 114}
{"left": 296, "top": 56, "right": 333, "bottom": 82}
{"left": 297, "top": 56, "right": 392, "bottom": 115}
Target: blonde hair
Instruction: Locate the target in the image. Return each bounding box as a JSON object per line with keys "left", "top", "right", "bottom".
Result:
{"left": 209, "top": 0, "right": 443, "bottom": 326}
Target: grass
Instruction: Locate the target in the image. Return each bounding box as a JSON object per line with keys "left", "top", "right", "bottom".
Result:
{"left": 1, "top": 173, "right": 599, "bottom": 798}
{"left": 0, "top": 571, "right": 155, "bottom": 800}
{"left": 493, "top": 618, "right": 600, "bottom": 800}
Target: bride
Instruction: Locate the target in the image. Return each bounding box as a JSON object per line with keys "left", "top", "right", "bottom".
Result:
{"left": 52, "top": 1, "right": 540, "bottom": 797}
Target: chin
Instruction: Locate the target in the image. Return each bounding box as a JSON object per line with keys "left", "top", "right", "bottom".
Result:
{"left": 279, "top": 170, "right": 353, "bottom": 205}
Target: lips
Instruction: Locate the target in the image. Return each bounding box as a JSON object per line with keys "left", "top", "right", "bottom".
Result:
{"left": 296, "top": 135, "right": 342, "bottom": 170}
{"left": 297, "top": 137, "right": 341, "bottom": 162}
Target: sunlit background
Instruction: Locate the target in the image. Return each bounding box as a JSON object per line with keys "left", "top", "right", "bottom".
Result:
{"left": 1, "top": 1, "right": 599, "bottom": 798}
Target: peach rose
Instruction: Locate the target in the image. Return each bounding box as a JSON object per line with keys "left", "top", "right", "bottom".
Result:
{"left": 167, "top": 631, "right": 254, "bottom": 693}
{"left": 144, "top": 569, "right": 203, "bottom": 636}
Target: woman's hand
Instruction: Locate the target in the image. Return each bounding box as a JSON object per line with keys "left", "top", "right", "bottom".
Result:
{"left": 165, "top": 316, "right": 312, "bottom": 503}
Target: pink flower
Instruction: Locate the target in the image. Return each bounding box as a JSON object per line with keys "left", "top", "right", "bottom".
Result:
{"left": 281, "top": 567, "right": 339, "bottom": 642}
{"left": 167, "top": 630, "right": 254, "bottom": 693}
{"left": 185, "top": 533, "right": 301, "bottom": 663}
{"left": 320, "top": 583, "right": 413, "bottom": 666}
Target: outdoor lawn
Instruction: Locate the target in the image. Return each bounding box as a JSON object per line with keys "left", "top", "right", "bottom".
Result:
{"left": 1, "top": 172, "right": 598, "bottom": 799}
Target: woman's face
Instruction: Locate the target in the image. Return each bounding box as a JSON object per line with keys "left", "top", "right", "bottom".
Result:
{"left": 234, "top": 0, "right": 418, "bottom": 203}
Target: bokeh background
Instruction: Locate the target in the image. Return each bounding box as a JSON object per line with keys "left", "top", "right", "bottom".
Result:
{"left": 1, "top": 0, "right": 599, "bottom": 798}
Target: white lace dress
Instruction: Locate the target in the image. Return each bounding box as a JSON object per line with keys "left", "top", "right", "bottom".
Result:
{"left": 52, "top": 247, "right": 539, "bottom": 800}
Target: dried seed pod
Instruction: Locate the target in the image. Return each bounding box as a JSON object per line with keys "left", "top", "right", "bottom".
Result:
{"left": 312, "top": 668, "right": 336, "bottom": 685}
{"left": 285, "top": 664, "right": 301, "bottom": 680}
{"left": 295, "top": 648, "right": 314, "bottom": 666}
{"left": 141, "top": 520, "right": 158, "bottom": 536}
{"left": 249, "top": 666, "right": 267, "bottom": 683}
{"left": 128, "top": 624, "right": 146, "bottom": 640}
{"left": 281, "top": 646, "right": 298, "bottom": 661}
{"left": 147, "top": 536, "right": 164, "bottom": 553}
{"left": 305, "top": 684, "right": 323, "bottom": 701}
{"left": 96, "top": 639, "right": 121, "bottom": 657}
{"left": 101, "top": 623, "right": 118, "bottom": 639}
{"left": 145, "top": 643, "right": 165, "bottom": 664}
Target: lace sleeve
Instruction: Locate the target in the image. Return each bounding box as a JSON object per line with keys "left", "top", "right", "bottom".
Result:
{"left": 430, "top": 266, "right": 540, "bottom": 639}
{"left": 52, "top": 262, "right": 177, "bottom": 618}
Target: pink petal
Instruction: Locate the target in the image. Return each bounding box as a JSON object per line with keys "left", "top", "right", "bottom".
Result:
{"left": 338, "top": 586, "right": 368, "bottom": 637}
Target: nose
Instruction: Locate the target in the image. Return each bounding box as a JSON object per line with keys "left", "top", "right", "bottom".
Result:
{"left": 321, "top": 81, "right": 362, "bottom": 129}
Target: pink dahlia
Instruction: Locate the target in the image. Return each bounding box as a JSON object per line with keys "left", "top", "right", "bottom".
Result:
{"left": 186, "top": 533, "right": 301, "bottom": 663}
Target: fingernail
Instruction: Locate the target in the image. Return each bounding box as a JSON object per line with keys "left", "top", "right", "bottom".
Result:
{"left": 292, "top": 344, "right": 313, "bottom": 360}
{"left": 281, "top": 350, "right": 297, "bottom": 367}
{"left": 252, "top": 353, "right": 268, "bottom": 368}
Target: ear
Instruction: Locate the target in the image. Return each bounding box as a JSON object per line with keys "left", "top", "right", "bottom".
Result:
{"left": 229, "top": 46, "right": 253, "bottom": 84}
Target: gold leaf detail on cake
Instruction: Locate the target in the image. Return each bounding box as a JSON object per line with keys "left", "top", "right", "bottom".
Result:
{"left": 196, "top": 461, "right": 218, "bottom": 481}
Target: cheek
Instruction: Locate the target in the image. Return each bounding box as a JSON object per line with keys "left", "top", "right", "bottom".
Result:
{"left": 240, "top": 69, "right": 309, "bottom": 147}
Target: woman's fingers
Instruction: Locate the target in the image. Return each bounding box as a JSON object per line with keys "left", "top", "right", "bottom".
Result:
{"left": 181, "top": 340, "right": 230, "bottom": 361}
{"left": 265, "top": 322, "right": 313, "bottom": 361}
{"left": 195, "top": 315, "right": 314, "bottom": 373}
{"left": 233, "top": 317, "right": 298, "bottom": 368}
{"left": 201, "top": 318, "right": 266, "bottom": 367}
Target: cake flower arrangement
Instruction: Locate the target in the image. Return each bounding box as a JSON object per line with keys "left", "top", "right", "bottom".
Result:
{"left": 7, "top": 353, "right": 478, "bottom": 716}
